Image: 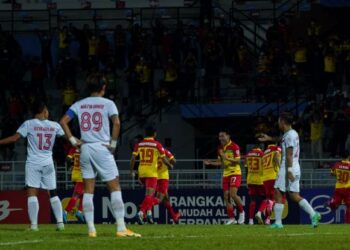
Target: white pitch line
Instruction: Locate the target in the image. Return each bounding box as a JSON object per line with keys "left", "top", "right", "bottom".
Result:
{"left": 0, "top": 240, "right": 43, "bottom": 246}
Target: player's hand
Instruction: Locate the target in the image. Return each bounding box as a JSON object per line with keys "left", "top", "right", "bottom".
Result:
{"left": 130, "top": 170, "right": 136, "bottom": 178}
{"left": 287, "top": 171, "right": 295, "bottom": 181}
{"left": 137, "top": 178, "right": 143, "bottom": 186}
{"left": 103, "top": 144, "right": 116, "bottom": 153}
{"left": 221, "top": 154, "right": 229, "bottom": 161}
{"left": 257, "top": 133, "right": 272, "bottom": 142}
{"left": 203, "top": 160, "right": 211, "bottom": 166}
{"left": 69, "top": 136, "right": 82, "bottom": 148}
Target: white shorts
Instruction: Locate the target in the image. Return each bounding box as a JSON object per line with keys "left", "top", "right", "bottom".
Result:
{"left": 80, "top": 143, "right": 119, "bottom": 182}
{"left": 25, "top": 164, "right": 56, "bottom": 190}
{"left": 274, "top": 168, "right": 300, "bottom": 193}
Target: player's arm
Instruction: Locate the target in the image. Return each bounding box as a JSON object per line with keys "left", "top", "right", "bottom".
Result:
{"left": 60, "top": 114, "right": 81, "bottom": 147}
{"left": 130, "top": 154, "right": 137, "bottom": 178}
{"left": 220, "top": 149, "right": 240, "bottom": 164}
{"left": 273, "top": 152, "right": 281, "bottom": 171}
{"left": 104, "top": 115, "right": 120, "bottom": 152}
{"left": 258, "top": 133, "right": 280, "bottom": 143}
{"left": 203, "top": 159, "right": 222, "bottom": 167}
{"left": 330, "top": 164, "right": 337, "bottom": 176}
{"left": 162, "top": 156, "right": 174, "bottom": 169}
{"left": 66, "top": 155, "right": 73, "bottom": 170}
{"left": 0, "top": 133, "right": 21, "bottom": 145}
{"left": 222, "top": 155, "right": 240, "bottom": 164}
{"left": 286, "top": 147, "right": 295, "bottom": 181}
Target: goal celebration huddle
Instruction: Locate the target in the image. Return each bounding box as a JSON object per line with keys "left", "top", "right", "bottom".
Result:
{"left": 1, "top": 74, "right": 350, "bottom": 238}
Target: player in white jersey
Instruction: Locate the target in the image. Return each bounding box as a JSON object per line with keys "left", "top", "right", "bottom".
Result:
{"left": 60, "top": 73, "right": 140, "bottom": 238}
{"left": 259, "top": 112, "right": 321, "bottom": 228}
{"left": 0, "top": 101, "right": 65, "bottom": 231}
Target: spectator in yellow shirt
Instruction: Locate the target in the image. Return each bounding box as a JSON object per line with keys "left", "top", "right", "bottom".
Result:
{"left": 135, "top": 57, "right": 152, "bottom": 104}
{"left": 324, "top": 50, "right": 337, "bottom": 87}
{"left": 310, "top": 113, "right": 323, "bottom": 160}
{"left": 294, "top": 40, "right": 308, "bottom": 74}
{"left": 62, "top": 82, "right": 76, "bottom": 115}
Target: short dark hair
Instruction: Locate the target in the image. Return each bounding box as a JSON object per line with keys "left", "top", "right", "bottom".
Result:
{"left": 145, "top": 125, "right": 156, "bottom": 137}
{"left": 279, "top": 112, "right": 294, "bottom": 125}
{"left": 219, "top": 129, "right": 231, "bottom": 136}
{"left": 31, "top": 100, "right": 47, "bottom": 115}
{"left": 86, "top": 73, "right": 107, "bottom": 94}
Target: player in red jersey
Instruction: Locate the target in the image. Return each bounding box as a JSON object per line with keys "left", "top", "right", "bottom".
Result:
{"left": 130, "top": 125, "right": 172, "bottom": 224}
{"left": 245, "top": 145, "right": 267, "bottom": 225}
{"left": 325, "top": 155, "right": 350, "bottom": 223}
{"left": 204, "top": 130, "right": 245, "bottom": 225}
{"left": 259, "top": 144, "right": 281, "bottom": 224}
{"left": 63, "top": 146, "right": 85, "bottom": 223}
{"left": 153, "top": 148, "right": 181, "bottom": 223}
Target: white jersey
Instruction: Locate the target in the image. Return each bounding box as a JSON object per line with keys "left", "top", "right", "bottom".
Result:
{"left": 68, "top": 97, "right": 119, "bottom": 143}
{"left": 17, "top": 119, "right": 64, "bottom": 167}
{"left": 280, "top": 129, "right": 300, "bottom": 174}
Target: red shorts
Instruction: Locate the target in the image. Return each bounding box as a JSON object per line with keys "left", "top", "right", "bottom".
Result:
{"left": 73, "top": 182, "right": 84, "bottom": 195}
{"left": 331, "top": 188, "right": 350, "bottom": 207}
{"left": 156, "top": 179, "right": 169, "bottom": 195}
{"left": 139, "top": 177, "right": 158, "bottom": 189}
{"left": 263, "top": 180, "right": 275, "bottom": 200}
{"left": 222, "top": 175, "right": 241, "bottom": 192}
{"left": 248, "top": 184, "right": 265, "bottom": 196}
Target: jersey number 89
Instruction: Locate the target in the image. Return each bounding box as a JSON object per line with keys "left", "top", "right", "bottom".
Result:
{"left": 81, "top": 112, "right": 103, "bottom": 132}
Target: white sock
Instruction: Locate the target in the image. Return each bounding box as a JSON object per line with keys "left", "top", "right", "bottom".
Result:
{"left": 50, "top": 196, "right": 63, "bottom": 224}
{"left": 299, "top": 199, "right": 316, "bottom": 218}
{"left": 28, "top": 196, "right": 39, "bottom": 228}
{"left": 83, "top": 193, "right": 96, "bottom": 233}
{"left": 274, "top": 203, "right": 284, "bottom": 225}
{"left": 111, "top": 191, "right": 126, "bottom": 232}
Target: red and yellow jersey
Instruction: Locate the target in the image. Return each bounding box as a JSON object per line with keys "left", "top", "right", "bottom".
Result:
{"left": 218, "top": 141, "right": 241, "bottom": 177}
{"left": 262, "top": 145, "right": 281, "bottom": 181}
{"left": 245, "top": 148, "right": 264, "bottom": 185}
{"left": 133, "top": 137, "right": 165, "bottom": 178}
{"left": 157, "top": 149, "right": 175, "bottom": 180}
{"left": 67, "top": 147, "right": 82, "bottom": 182}
{"left": 332, "top": 160, "right": 350, "bottom": 189}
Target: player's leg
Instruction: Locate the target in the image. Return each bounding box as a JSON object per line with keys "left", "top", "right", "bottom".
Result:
{"left": 27, "top": 187, "right": 39, "bottom": 231}
{"left": 271, "top": 169, "right": 288, "bottom": 228}
{"left": 326, "top": 189, "right": 342, "bottom": 210}
{"left": 138, "top": 178, "right": 157, "bottom": 223}
{"left": 73, "top": 182, "right": 85, "bottom": 223}
{"left": 224, "top": 190, "right": 236, "bottom": 225}
{"left": 83, "top": 178, "right": 96, "bottom": 236}
{"left": 25, "top": 165, "right": 41, "bottom": 231}
{"left": 65, "top": 183, "right": 79, "bottom": 213}
{"left": 271, "top": 188, "right": 284, "bottom": 228}
{"left": 163, "top": 193, "right": 181, "bottom": 223}
{"left": 288, "top": 175, "right": 320, "bottom": 227}
{"left": 229, "top": 175, "right": 245, "bottom": 224}
{"left": 256, "top": 186, "right": 267, "bottom": 224}
{"left": 248, "top": 196, "right": 256, "bottom": 225}
{"left": 48, "top": 189, "right": 65, "bottom": 231}
{"left": 263, "top": 180, "right": 275, "bottom": 224}
{"left": 157, "top": 179, "right": 180, "bottom": 223}
{"left": 42, "top": 164, "right": 64, "bottom": 231}
{"left": 222, "top": 176, "right": 236, "bottom": 225}
{"left": 248, "top": 185, "right": 257, "bottom": 225}
{"left": 105, "top": 177, "right": 141, "bottom": 237}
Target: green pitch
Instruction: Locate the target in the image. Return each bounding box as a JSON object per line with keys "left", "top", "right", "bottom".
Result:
{"left": 0, "top": 224, "right": 349, "bottom": 250}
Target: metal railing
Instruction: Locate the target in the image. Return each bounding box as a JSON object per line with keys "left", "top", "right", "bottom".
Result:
{"left": 0, "top": 159, "right": 338, "bottom": 191}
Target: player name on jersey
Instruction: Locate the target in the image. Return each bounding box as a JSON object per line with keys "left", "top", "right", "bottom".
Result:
{"left": 80, "top": 104, "right": 104, "bottom": 109}
{"left": 34, "top": 127, "right": 55, "bottom": 132}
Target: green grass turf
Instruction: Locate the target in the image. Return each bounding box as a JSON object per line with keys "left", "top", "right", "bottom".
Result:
{"left": 0, "top": 224, "right": 349, "bottom": 250}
